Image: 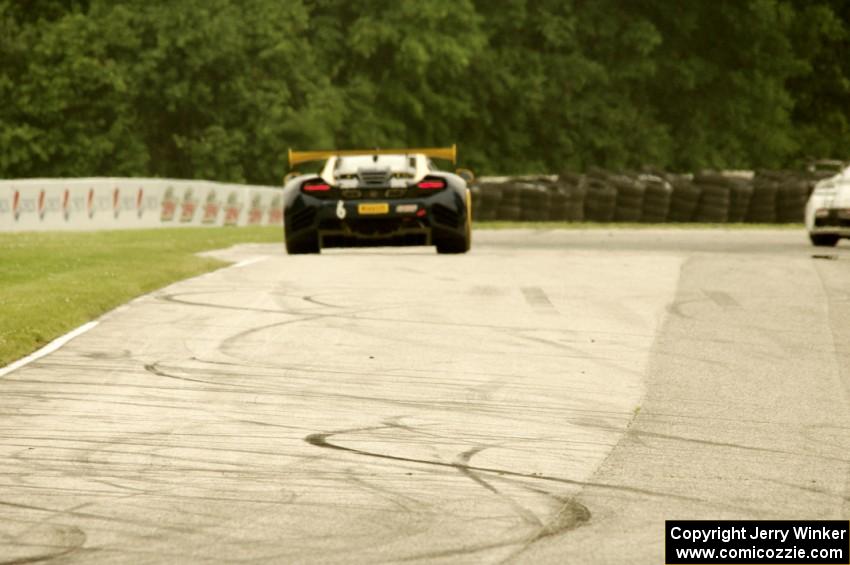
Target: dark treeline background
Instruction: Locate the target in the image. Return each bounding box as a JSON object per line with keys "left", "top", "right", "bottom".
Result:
{"left": 1, "top": 0, "right": 849, "bottom": 183}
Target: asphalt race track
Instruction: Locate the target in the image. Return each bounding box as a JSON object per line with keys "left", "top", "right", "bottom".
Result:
{"left": 1, "top": 229, "right": 848, "bottom": 564}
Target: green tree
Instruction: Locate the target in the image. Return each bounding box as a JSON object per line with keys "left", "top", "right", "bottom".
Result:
{"left": 2, "top": 0, "right": 850, "bottom": 180}
{"left": 0, "top": 2, "right": 147, "bottom": 177}
{"left": 308, "top": 0, "right": 485, "bottom": 155}
{"left": 787, "top": 0, "right": 850, "bottom": 162}
{"left": 118, "top": 0, "right": 342, "bottom": 183}
{"left": 635, "top": 0, "right": 802, "bottom": 171}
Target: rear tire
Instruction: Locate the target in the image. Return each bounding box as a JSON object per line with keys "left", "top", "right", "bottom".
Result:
{"left": 436, "top": 190, "right": 472, "bottom": 254}
{"left": 809, "top": 233, "right": 840, "bottom": 247}
{"left": 285, "top": 231, "right": 320, "bottom": 254}
{"left": 435, "top": 234, "right": 470, "bottom": 254}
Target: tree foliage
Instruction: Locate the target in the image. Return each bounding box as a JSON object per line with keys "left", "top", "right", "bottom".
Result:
{"left": 1, "top": 0, "right": 849, "bottom": 181}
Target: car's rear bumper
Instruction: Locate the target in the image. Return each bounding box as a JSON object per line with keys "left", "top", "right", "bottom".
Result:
{"left": 810, "top": 227, "right": 850, "bottom": 237}
{"left": 811, "top": 210, "right": 850, "bottom": 236}
{"left": 285, "top": 192, "right": 467, "bottom": 247}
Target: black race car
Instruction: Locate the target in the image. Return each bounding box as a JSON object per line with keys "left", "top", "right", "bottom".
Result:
{"left": 283, "top": 146, "right": 471, "bottom": 254}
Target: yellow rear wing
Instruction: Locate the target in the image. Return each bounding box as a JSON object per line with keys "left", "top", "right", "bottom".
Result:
{"left": 288, "top": 145, "right": 456, "bottom": 168}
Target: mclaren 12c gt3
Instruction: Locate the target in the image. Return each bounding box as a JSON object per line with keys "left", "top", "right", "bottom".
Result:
{"left": 282, "top": 146, "right": 471, "bottom": 254}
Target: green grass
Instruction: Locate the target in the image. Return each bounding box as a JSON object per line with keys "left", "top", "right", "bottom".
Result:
{"left": 0, "top": 227, "right": 281, "bottom": 367}
{"left": 474, "top": 221, "right": 804, "bottom": 230}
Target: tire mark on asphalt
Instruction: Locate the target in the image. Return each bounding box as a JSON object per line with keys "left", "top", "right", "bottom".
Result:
{"left": 140, "top": 362, "right": 598, "bottom": 425}
{"left": 703, "top": 290, "right": 740, "bottom": 309}
{"left": 0, "top": 524, "right": 86, "bottom": 565}
{"left": 0, "top": 500, "right": 198, "bottom": 535}
{"left": 394, "top": 538, "right": 528, "bottom": 562}
{"left": 159, "top": 292, "right": 299, "bottom": 315}
{"left": 508, "top": 332, "right": 643, "bottom": 376}
{"left": 301, "top": 294, "right": 344, "bottom": 309}
{"left": 471, "top": 285, "right": 508, "bottom": 297}
{"left": 765, "top": 477, "right": 850, "bottom": 502}
{"left": 454, "top": 445, "right": 546, "bottom": 530}
{"left": 157, "top": 270, "right": 701, "bottom": 341}
{"left": 145, "top": 360, "right": 850, "bottom": 461}
{"left": 568, "top": 415, "right": 850, "bottom": 464}
{"left": 304, "top": 427, "right": 706, "bottom": 503}
{"left": 812, "top": 260, "right": 850, "bottom": 517}
{"left": 344, "top": 472, "right": 429, "bottom": 514}
{"left": 160, "top": 289, "right": 659, "bottom": 339}
{"left": 499, "top": 497, "right": 592, "bottom": 564}
{"left": 666, "top": 296, "right": 705, "bottom": 319}
{"left": 214, "top": 300, "right": 442, "bottom": 364}
{"left": 162, "top": 288, "right": 772, "bottom": 353}
{"left": 521, "top": 287, "right": 556, "bottom": 313}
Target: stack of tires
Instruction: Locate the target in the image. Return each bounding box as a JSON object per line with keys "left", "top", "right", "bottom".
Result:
{"left": 746, "top": 172, "right": 779, "bottom": 223}
{"left": 519, "top": 181, "right": 551, "bottom": 221}
{"left": 571, "top": 176, "right": 588, "bottom": 222}
{"left": 666, "top": 175, "right": 701, "bottom": 222}
{"left": 548, "top": 180, "right": 573, "bottom": 221}
{"left": 775, "top": 173, "right": 810, "bottom": 223}
{"left": 583, "top": 174, "right": 617, "bottom": 222}
{"left": 472, "top": 180, "right": 503, "bottom": 221}
{"left": 692, "top": 172, "right": 732, "bottom": 223}
{"left": 695, "top": 172, "right": 753, "bottom": 223}
{"left": 637, "top": 173, "right": 673, "bottom": 222}
{"left": 555, "top": 172, "right": 587, "bottom": 222}
{"left": 586, "top": 169, "right": 643, "bottom": 221}
{"left": 497, "top": 182, "right": 523, "bottom": 221}
{"left": 728, "top": 178, "right": 754, "bottom": 223}
{"left": 609, "top": 174, "right": 645, "bottom": 222}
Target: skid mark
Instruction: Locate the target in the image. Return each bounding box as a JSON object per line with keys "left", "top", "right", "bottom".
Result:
{"left": 453, "top": 446, "right": 543, "bottom": 527}
{"left": 0, "top": 523, "right": 87, "bottom": 565}
{"left": 521, "top": 287, "right": 556, "bottom": 313}
{"left": 703, "top": 290, "right": 740, "bottom": 309}
{"left": 304, "top": 427, "right": 705, "bottom": 503}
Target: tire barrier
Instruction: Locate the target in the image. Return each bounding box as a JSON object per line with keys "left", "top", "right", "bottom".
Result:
{"left": 0, "top": 178, "right": 284, "bottom": 232}
{"left": 764, "top": 171, "right": 814, "bottom": 224}
{"left": 583, "top": 177, "right": 617, "bottom": 222}
{"left": 497, "top": 181, "right": 523, "bottom": 221}
{"left": 519, "top": 181, "right": 551, "bottom": 221}
{"left": 472, "top": 168, "right": 825, "bottom": 223}
{"left": 470, "top": 180, "right": 503, "bottom": 221}
{"left": 612, "top": 176, "right": 645, "bottom": 223}
{"left": 547, "top": 181, "right": 572, "bottom": 221}
{"left": 693, "top": 183, "right": 731, "bottom": 223}
{"left": 666, "top": 175, "right": 701, "bottom": 222}
{"left": 549, "top": 175, "right": 586, "bottom": 222}
{"left": 638, "top": 174, "right": 673, "bottom": 223}
{"left": 694, "top": 172, "right": 752, "bottom": 223}
{"left": 746, "top": 173, "right": 779, "bottom": 223}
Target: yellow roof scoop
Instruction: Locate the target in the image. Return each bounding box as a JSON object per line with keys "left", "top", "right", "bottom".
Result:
{"left": 288, "top": 145, "right": 456, "bottom": 167}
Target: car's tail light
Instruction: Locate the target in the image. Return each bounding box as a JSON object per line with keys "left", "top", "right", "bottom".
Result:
{"left": 418, "top": 179, "right": 446, "bottom": 190}
{"left": 302, "top": 181, "right": 331, "bottom": 193}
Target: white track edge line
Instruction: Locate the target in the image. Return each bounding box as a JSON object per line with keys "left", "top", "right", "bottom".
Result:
{"left": 1, "top": 253, "right": 266, "bottom": 377}
{"left": 232, "top": 257, "right": 267, "bottom": 268}
{"left": 0, "top": 321, "right": 99, "bottom": 378}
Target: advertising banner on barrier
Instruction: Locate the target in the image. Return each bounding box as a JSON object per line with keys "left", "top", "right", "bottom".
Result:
{"left": 0, "top": 178, "right": 284, "bottom": 232}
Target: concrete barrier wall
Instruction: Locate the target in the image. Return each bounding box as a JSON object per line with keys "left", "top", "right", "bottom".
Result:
{"left": 0, "top": 178, "right": 284, "bottom": 232}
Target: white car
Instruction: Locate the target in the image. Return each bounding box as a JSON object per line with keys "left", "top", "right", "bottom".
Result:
{"left": 805, "top": 168, "right": 850, "bottom": 247}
